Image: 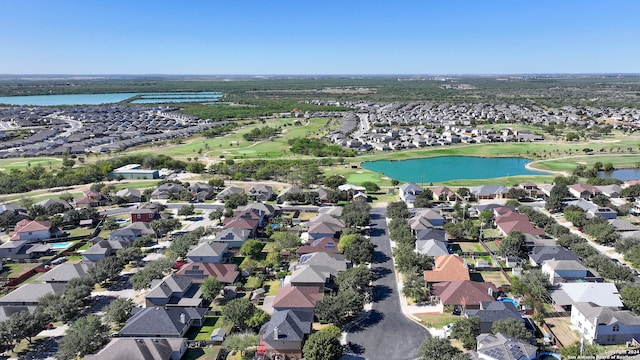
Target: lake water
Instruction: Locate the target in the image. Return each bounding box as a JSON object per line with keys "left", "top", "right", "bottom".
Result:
{"left": 0, "top": 91, "right": 222, "bottom": 106}
{"left": 598, "top": 168, "right": 640, "bottom": 181}
{"left": 362, "top": 156, "right": 545, "bottom": 182}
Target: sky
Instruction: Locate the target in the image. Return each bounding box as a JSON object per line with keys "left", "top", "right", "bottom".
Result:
{"left": 2, "top": 0, "right": 639, "bottom": 75}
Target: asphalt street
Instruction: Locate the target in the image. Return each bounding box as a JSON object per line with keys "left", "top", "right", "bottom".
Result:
{"left": 346, "top": 208, "right": 430, "bottom": 360}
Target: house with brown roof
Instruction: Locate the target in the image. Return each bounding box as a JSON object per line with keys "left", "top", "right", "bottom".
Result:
{"left": 494, "top": 211, "right": 545, "bottom": 237}
{"left": 9, "top": 219, "right": 61, "bottom": 242}
{"left": 296, "top": 237, "right": 340, "bottom": 255}
{"left": 73, "top": 190, "right": 110, "bottom": 208}
{"left": 85, "top": 338, "right": 187, "bottom": 360}
{"left": 223, "top": 216, "right": 259, "bottom": 237}
{"left": 176, "top": 262, "right": 239, "bottom": 284}
{"left": 423, "top": 255, "right": 470, "bottom": 285}
{"left": 130, "top": 203, "right": 160, "bottom": 223}
{"left": 431, "top": 280, "right": 498, "bottom": 310}
{"left": 272, "top": 286, "right": 323, "bottom": 316}
{"left": 432, "top": 186, "right": 458, "bottom": 201}
{"left": 569, "top": 184, "right": 601, "bottom": 200}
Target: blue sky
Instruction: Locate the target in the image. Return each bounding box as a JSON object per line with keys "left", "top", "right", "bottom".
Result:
{"left": 3, "top": 0, "right": 639, "bottom": 75}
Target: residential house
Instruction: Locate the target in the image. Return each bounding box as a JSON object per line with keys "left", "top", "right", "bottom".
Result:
{"left": 9, "top": 219, "right": 61, "bottom": 242}
{"left": 248, "top": 184, "right": 273, "bottom": 202}
{"left": 0, "top": 283, "right": 66, "bottom": 306}
{"left": 415, "top": 229, "right": 449, "bottom": 257}
{"left": 287, "top": 265, "right": 336, "bottom": 293}
{"left": 115, "top": 188, "right": 143, "bottom": 203}
{"left": 118, "top": 307, "right": 207, "bottom": 338}
{"left": 307, "top": 221, "right": 343, "bottom": 240}
{"left": 188, "top": 182, "right": 212, "bottom": 202}
{"left": 571, "top": 302, "right": 640, "bottom": 345}
{"left": 465, "top": 301, "right": 524, "bottom": 333}
{"left": 413, "top": 208, "right": 446, "bottom": 227}
{"left": 150, "top": 183, "right": 184, "bottom": 200}
{"left": 130, "top": 203, "right": 160, "bottom": 223}
{"left": 569, "top": 184, "right": 601, "bottom": 200}
{"left": 212, "top": 228, "right": 252, "bottom": 248}
{"left": 474, "top": 333, "right": 537, "bottom": 360}
{"left": 609, "top": 219, "right": 640, "bottom": 238}
{"left": 541, "top": 259, "right": 595, "bottom": 285}
{"left": 529, "top": 246, "right": 580, "bottom": 267}
{"left": 258, "top": 309, "right": 312, "bottom": 360}
{"left": 587, "top": 206, "right": 618, "bottom": 220}
{"left": 399, "top": 183, "right": 422, "bottom": 207}
{"left": 338, "top": 184, "right": 366, "bottom": 200}
{"left": 295, "top": 252, "right": 348, "bottom": 273}
{"left": 310, "top": 188, "right": 331, "bottom": 204}
{"left": 272, "top": 286, "right": 323, "bottom": 316}
{"left": 296, "top": 237, "right": 340, "bottom": 255}
{"left": 215, "top": 186, "right": 244, "bottom": 201}
{"left": 470, "top": 185, "right": 510, "bottom": 200}
{"left": 424, "top": 255, "right": 470, "bottom": 285}
{"left": 36, "top": 198, "right": 71, "bottom": 213}
{"left": 550, "top": 282, "right": 623, "bottom": 310}
{"left": 432, "top": 185, "right": 457, "bottom": 201}
{"left": 186, "top": 241, "right": 229, "bottom": 264}
{"left": 74, "top": 190, "right": 110, "bottom": 208}
{"left": 519, "top": 182, "right": 542, "bottom": 198}
{"left": 223, "top": 215, "right": 259, "bottom": 238}
{"left": 0, "top": 240, "right": 51, "bottom": 260}
{"left": 277, "top": 186, "right": 303, "bottom": 204}
{"left": 176, "top": 262, "right": 239, "bottom": 284}
{"left": 0, "top": 305, "right": 37, "bottom": 322}
{"left": 239, "top": 202, "right": 281, "bottom": 218}
{"left": 431, "top": 280, "right": 498, "bottom": 310}
{"left": 494, "top": 211, "right": 545, "bottom": 237}
{"left": 85, "top": 338, "right": 188, "bottom": 360}
{"left": 108, "top": 222, "right": 155, "bottom": 242}
{"left": 37, "top": 263, "right": 92, "bottom": 283}
{"left": 409, "top": 216, "right": 434, "bottom": 234}
{"left": 82, "top": 239, "right": 129, "bottom": 263}
{"left": 145, "top": 274, "right": 202, "bottom": 308}
{"left": 597, "top": 184, "right": 622, "bottom": 198}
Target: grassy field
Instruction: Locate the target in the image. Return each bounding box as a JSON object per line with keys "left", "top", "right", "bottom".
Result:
{"left": 475, "top": 271, "right": 511, "bottom": 287}
{"left": 183, "top": 346, "right": 222, "bottom": 360}
{"left": 416, "top": 313, "right": 460, "bottom": 328}
{"left": 457, "top": 242, "right": 485, "bottom": 252}
{"left": 185, "top": 316, "right": 224, "bottom": 341}
{"left": 532, "top": 154, "right": 640, "bottom": 172}
{"left": 0, "top": 157, "right": 62, "bottom": 171}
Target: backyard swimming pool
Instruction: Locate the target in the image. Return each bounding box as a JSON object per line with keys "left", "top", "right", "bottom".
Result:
{"left": 498, "top": 297, "right": 520, "bottom": 308}
{"left": 50, "top": 242, "right": 72, "bottom": 250}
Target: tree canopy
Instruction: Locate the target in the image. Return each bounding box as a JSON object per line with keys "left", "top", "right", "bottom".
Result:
{"left": 303, "top": 328, "right": 343, "bottom": 360}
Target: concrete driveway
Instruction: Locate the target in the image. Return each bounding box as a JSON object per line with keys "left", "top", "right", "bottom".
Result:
{"left": 346, "top": 208, "right": 430, "bottom": 360}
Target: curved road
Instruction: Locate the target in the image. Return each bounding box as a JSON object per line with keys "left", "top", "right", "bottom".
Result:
{"left": 346, "top": 208, "right": 430, "bottom": 360}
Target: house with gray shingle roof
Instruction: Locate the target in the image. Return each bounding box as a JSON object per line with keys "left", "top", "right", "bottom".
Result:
{"left": 145, "top": 274, "right": 202, "bottom": 308}
{"left": 0, "top": 283, "right": 66, "bottom": 306}
{"left": 186, "top": 241, "right": 229, "bottom": 264}
{"left": 474, "top": 333, "right": 537, "bottom": 360}
{"left": 119, "top": 307, "right": 207, "bottom": 338}
{"left": 85, "top": 337, "right": 187, "bottom": 360}
{"left": 470, "top": 185, "right": 510, "bottom": 200}
{"left": 571, "top": 302, "right": 640, "bottom": 345}
{"left": 529, "top": 246, "right": 579, "bottom": 267}
{"left": 465, "top": 301, "right": 524, "bottom": 333}
{"left": 551, "top": 282, "right": 623, "bottom": 310}
{"left": 37, "top": 263, "right": 92, "bottom": 283}
{"left": 258, "top": 309, "right": 312, "bottom": 360}
{"left": 212, "top": 228, "right": 252, "bottom": 248}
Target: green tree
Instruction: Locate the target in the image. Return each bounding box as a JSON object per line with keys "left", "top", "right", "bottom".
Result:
{"left": 560, "top": 341, "right": 602, "bottom": 358}
{"left": 621, "top": 285, "right": 640, "bottom": 315}
{"left": 360, "top": 181, "right": 380, "bottom": 192}
{"left": 222, "top": 332, "right": 259, "bottom": 357}
{"left": 103, "top": 297, "right": 135, "bottom": 325}
{"left": 450, "top": 316, "right": 480, "bottom": 350}
{"left": 5, "top": 311, "right": 46, "bottom": 345}
{"left": 386, "top": 201, "right": 410, "bottom": 220}
{"left": 342, "top": 201, "right": 371, "bottom": 228}
{"left": 303, "top": 330, "right": 343, "bottom": 360}
{"left": 521, "top": 269, "right": 551, "bottom": 303}
{"left": 150, "top": 218, "right": 181, "bottom": 239}
{"left": 478, "top": 210, "right": 494, "bottom": 226}
{"left": 240, "top": 239, "right": 264, "bottom": 259}
{"left": 417, "top": 337, "right": 461, "bottom": 360}
{"left": 246, "top": 310, "right": 270, "bottom": 330}
{"left": 224, "top": 193, "right": 248, "bottom": 209}
{"left": 270, "top": 232, "right": 301, "bottom": 250}
{"left": 178, "top": 204, "right": 195, "bottom": 216}
{"left": 323, "top": 174, "right": 347, "bottom": 189}
{"left": 320, "top": 324, "right": 341, "bottom": 339}
{"left": 337, "top": 265, "right": 373, "bottom": 293}
{"left": 341, "top": 235, "right": 374, "bottom": 264}
{"left": 201, "top": 277, "right": 224, "bottom": 301}
{"left": 491, "top": 318, "right": 529, "bottom": 340}
{"left": 314, "top": 290, "right": 364, "bottom": 326}
{"left": 402, "top": 272, "right": 430, "bottom": 302}
{"left": 56, "top": 316, "right": 109, "bottom": 360}
{"left": 414, "top": 190, "right": 433, "bottom": 208}
{"left": 499, "top": 231, "right": 528, "bottom": 258}
{"left": 103, "top": 217, "right": 119, "bottom": 230}
{"left": 222, "top": 298, "right": 256, "bottom": 330}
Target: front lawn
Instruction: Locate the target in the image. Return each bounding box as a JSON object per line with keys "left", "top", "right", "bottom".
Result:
{"left": 416, "top": 313, "right": 460, "bottom": 328}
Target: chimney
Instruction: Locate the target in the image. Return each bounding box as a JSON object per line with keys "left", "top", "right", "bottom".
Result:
{"left": 180, "top": 313, "right": 186, "bottom": 324}
{"left": 273, "top": 327, "right": 279, "bottom": 340}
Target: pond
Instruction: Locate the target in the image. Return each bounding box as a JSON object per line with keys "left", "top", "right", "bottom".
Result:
{"left": 361, "top": 156, "right": 546, "bottom": 183}
{"left": 0, "top": 91, "right": 222, "bottom": 106}
{"left": 598, "top": 168, "right": 640, "bottom": 181}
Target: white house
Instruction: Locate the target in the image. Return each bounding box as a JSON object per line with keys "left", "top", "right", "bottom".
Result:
{"left": 571, "top": 302, "right": 640, "bottom": 345}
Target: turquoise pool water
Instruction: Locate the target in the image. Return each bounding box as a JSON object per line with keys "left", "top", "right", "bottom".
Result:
{"left": 499, "top": 297, "right": 519, "bottom": 307}
{"left": 361, "top": 156, "right": 546, "bottom": 183}
{"left": 537, "top": 352, "right": 561, "bottom": 359}
{"left": 50, "top": 242, "right": 72, "bottom": 250}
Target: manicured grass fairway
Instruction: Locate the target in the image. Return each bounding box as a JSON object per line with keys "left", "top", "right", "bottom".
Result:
{"left": 0, "top": 157, "right": 61, "bottom": 171}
